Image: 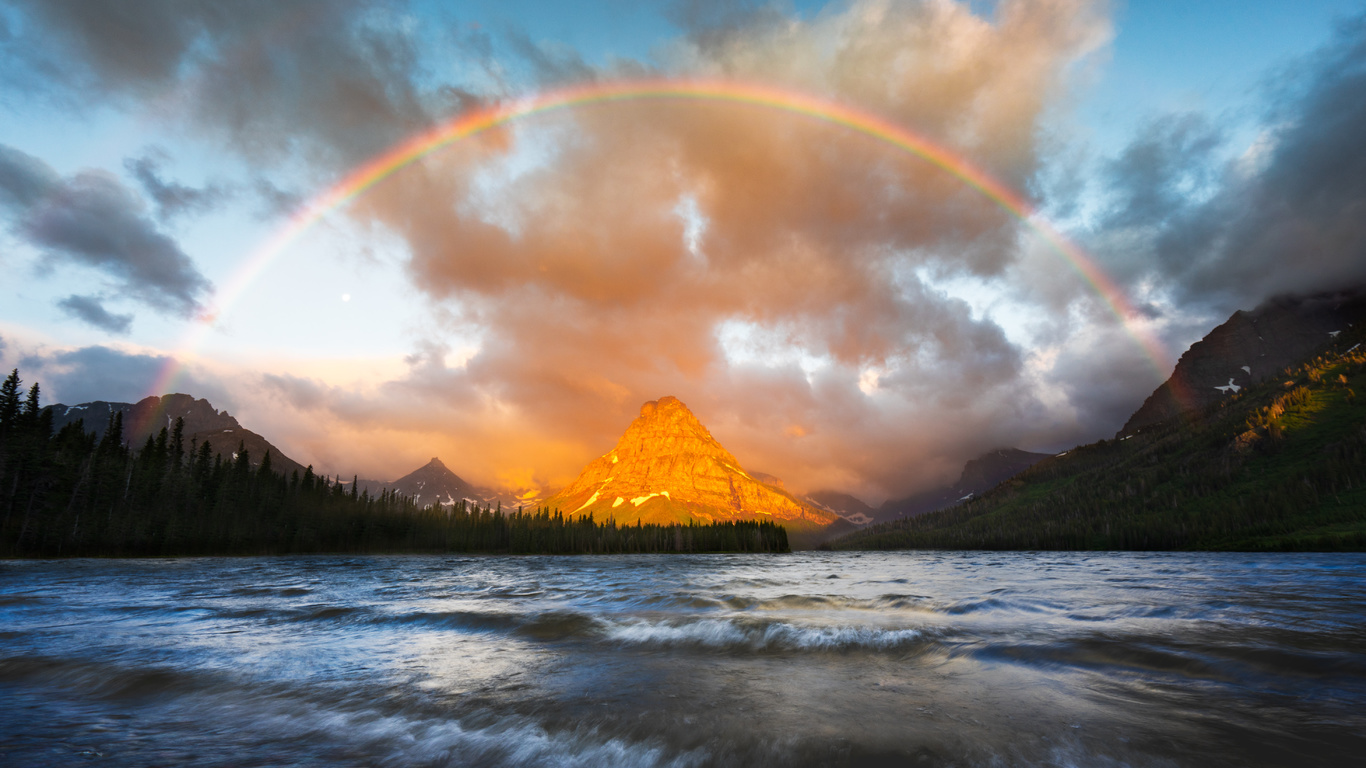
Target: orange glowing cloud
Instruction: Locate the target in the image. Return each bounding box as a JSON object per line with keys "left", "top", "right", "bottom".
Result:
{"left": 240, "top": 0, "right": 1121, "bottom": 501}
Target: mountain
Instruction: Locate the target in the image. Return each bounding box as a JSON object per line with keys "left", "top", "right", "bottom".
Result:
{"left": 801, "top": 448, "right": 1052, "bottom": 528}
{"left": 45, "top": 394, "right": 305, "bottom": 476}
{"left": 804, "top": 490, "right": 876, "bottom": 525}
{"left": 830, "top": 293, "right": 1366, "bottom": 552}
{"left": 356, "top": 457, "right": 529, "bottom": 509}
{"left": 1121, "top": 288, "right": 1366, "bottom": 436}
{"left": 543, "top": 396, "right": 839, "bottom": 533}
{"left": 865, "top": 448, "right": 1052, "bottom": 524}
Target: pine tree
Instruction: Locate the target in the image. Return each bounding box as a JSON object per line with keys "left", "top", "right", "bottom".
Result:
{"left": 0, "top": 369, "right": 20, "bottom": 437}
{"left": 170, "top": 417, "right": 185, "bottom": 472}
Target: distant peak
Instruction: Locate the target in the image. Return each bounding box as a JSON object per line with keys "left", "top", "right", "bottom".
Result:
{"left": 427, "top": 457, "right": 446, "bottom": 468}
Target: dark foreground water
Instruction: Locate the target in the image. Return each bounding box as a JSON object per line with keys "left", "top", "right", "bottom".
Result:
{"left": 2, "top": 552, "right": 1364, "bottom": 767}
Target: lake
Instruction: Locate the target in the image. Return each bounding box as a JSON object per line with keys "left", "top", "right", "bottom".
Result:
{"left": 2, "top": 552, "right": 1363, "bottom": 766}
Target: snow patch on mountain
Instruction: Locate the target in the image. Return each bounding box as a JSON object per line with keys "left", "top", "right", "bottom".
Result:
{"left": 574, "top": 491, "right": 601, "bottom": 513}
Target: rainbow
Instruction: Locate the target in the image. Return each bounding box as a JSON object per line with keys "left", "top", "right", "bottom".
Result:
{"left": 140, "top": 79, "right": 1179, "bottom": 436}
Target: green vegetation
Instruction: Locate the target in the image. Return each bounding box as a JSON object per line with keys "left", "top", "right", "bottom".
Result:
{"left": 831, "top": 332, "right": 1366, "bottom": 552}
{"left": 0, "top": 371, "right": 788, "bottom": 557}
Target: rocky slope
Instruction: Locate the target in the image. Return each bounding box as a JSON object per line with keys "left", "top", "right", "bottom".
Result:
{"left": 46, "top": 394, "right": 305, "bottom": 476}
{"left": 1121, "top": 288, "right": 1366, "bottom": 435}
{"left": 544, "top": 396, "right": 838, "bottom": 532}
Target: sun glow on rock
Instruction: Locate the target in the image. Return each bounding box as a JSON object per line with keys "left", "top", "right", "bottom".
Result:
{"left": 544, "top": 396, "right": 838, "bottom": 531}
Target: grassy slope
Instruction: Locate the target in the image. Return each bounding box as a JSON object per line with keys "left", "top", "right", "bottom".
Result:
{"left": 830, "top": 332, "right": 1366, "bottom": 552}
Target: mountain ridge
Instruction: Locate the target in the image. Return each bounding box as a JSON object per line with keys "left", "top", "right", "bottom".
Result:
{"left": 1121, "top": 288, "right": 1366, "bottom": 436}
{"left": 45, "top": 394, "right": 306, "bottom": 477}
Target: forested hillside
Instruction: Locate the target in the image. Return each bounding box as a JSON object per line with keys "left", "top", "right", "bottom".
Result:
{"left": 0, "top": 370, "right": 787, "bottom": 557}
{"left": 831, "top": 330, "right": 1366, "bottom": 552}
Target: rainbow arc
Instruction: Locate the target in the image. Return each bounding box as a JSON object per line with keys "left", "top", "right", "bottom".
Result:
{"left": 138, "top": 79, "right": 1181, "bottom": 438}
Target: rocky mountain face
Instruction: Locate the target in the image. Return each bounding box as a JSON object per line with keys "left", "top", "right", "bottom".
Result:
{"left": 46, "top": 394, "right": 306, "bottom": 476}
{"left": 355, "top": 458, "right": 529, "bottom": 509}
{"left": 544, "top": 396, "right": 839, "bottom": 532}
{"left": 1121, "top": 289, "right": 1366, "bottom": 436}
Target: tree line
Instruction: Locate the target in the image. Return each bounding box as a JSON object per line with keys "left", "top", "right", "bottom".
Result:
{"left": 0, "top": 370, "right": 789, "bottom": 557}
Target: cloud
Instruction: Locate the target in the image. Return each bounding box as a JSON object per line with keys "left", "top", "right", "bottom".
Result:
{"left": 18, "top": 0, "right": 1275, "bottom": 501}
{"left": 16, "top": 344, "right": 234, "bottom": 408}
{"left": 3, "top": 0, "right": 215, "bottom": 94}
{"left": 0, "top": 143, "right": 212, "bottom": 317}
{"left": 56, "top": 294, "right": 133, "bottom": 335}
{"left": 250, "top": 177, "right": 305, "bottom": 219}
{"left": 3, "top": 0, "right": 434, "bottom": 172}
{"left": 1101, "top": 112, "right": 1223, "bottom": 230}
{"left": 0, "top": 143, "right": 60, "bottom": 208}
{"left": 1096, "top": 13, "right": 1366, "bottom": 316}
{"left": 124, "top": 152, "right": 232, "bottom": 221}
{"left": 227, "top": 0, "right": 1116, "bottom": 499}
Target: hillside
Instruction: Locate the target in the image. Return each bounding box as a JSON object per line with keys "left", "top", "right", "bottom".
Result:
{"left": 1121, "top": 288, "right": 1366, "bottom": 435}
{"left": 830, "top": 325, "right": 1366, "bottom": 552}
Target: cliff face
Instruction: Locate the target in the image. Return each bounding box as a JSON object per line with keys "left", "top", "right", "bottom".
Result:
{"left": 1121, "top": 289, "right": 1366, "bottom": 435}
{"left": 544, "top": 396, "right": 838, "bottom": 531}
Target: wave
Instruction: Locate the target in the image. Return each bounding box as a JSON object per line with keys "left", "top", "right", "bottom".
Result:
{"left": 0, "top": 655, "right": 706, "bottom": 768}
{"left": 228, "top": 585, "right": 314, "bottom": 597}
{"left": 600, "top": 617, "right": 927, "bottom": 652}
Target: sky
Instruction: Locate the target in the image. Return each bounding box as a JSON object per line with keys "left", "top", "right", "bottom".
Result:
{"left": 2, "top": 0, "right": 1365, "bottom": 503}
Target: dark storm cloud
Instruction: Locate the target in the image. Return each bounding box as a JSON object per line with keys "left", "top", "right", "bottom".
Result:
{"left": 1100, "top": 14, "right": 1366, "bottom": 315}
{"left": 4, "top": 0, "right": 212, "bottom": 93}
{"left": 0, "top": 144, "right": 60, "bottom": 209}
{"left": 1101, "top": 113, "right": 1223, "bottom": 229}
{"left": 0, "top": 144, "right": 211, "bottom": 317}
{"left": 3, "top": 0, "right": 433, "bottom": 170}
{"left": 124, "top": 153, "right": 232, "bottom": 221}
{"left": 56, "top": 294, "right": 133, "bottom": 335}
{"left": 18, "top": 345, "right": 234, "bottom": 408}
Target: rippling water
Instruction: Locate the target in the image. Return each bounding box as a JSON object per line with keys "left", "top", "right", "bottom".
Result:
{"left": 2, "top": 552, "right": 1364, "bottom": 767}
